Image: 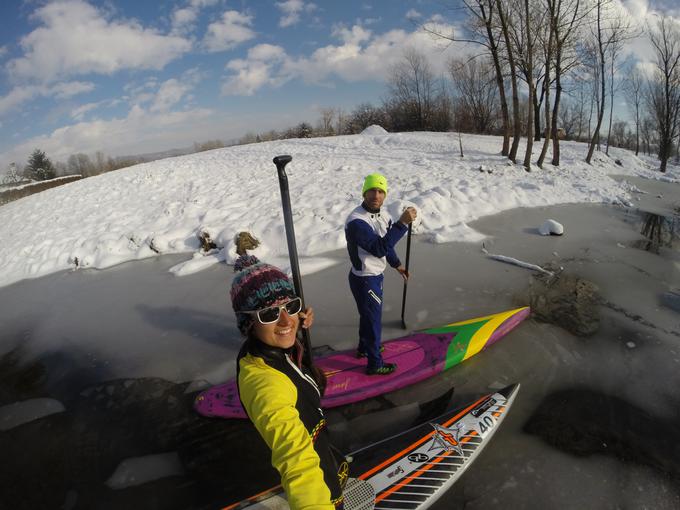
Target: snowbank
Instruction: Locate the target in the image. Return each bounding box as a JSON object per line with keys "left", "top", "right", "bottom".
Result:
{"left": 0, "top": 132, "right": 674, "bottom": 289}
{"left": 360, "top": 124, "right": 389, "bottom": 135}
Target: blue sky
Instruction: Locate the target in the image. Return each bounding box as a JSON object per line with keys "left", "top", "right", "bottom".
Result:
{"left": 0, "top": 0, "right": 674, "bottom": 169}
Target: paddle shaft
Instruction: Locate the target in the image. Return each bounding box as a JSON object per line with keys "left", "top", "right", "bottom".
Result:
{"left": 273, "top": 155, "right": 312, "bottom": 366}
{"left": 400, "top": 223, "right": 413, "bottom": 329}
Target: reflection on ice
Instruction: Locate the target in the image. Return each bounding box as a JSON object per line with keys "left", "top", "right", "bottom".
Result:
{"left": 0, "top": 397, "right": 65, "bottom": 431}
{"left": 106, "top": 452, "right": 185, "bottom": 489}
{"left": 629, "top": 208, "right": 679, "bottom": 254}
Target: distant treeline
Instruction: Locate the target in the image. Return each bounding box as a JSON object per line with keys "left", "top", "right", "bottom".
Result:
{"left": 0, "top": 175, "right": 82, "bottom": 206}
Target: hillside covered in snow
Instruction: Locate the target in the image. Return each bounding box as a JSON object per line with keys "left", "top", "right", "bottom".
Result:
{"left": 0, "top": 130, "right": 675, "bottom": 289}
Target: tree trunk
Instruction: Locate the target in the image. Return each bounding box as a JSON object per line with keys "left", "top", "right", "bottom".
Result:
{"left": 660, "top": 148, "right": 668, "bottom": 172}
{"left": 476, "top": 1, "right": 509, "bottom": 155}
{"left": 605, "top": 56, "right": 615, "bottom": 156}
{"left": 538, "top": 27, "right": 553, "bottom": 168}
{"left": 586, "top": 1, "right": 606, "bottom": 165}
{"left": 496, "top": 0, "right": 521, "bottom": 162}
{"left": 551, "top": 61, "right": 562, "bottom": 165}
{"left": 533, "top": 86, "right": 543, "bottom": 141}
{"left": 634, "top": 110, "right": 639, "bottom": 156}
{"left": 587, "top": 85, "right": 595, "bottom": 140}
{"left": 523, "top": 0, "right": 534, "bottom": 171}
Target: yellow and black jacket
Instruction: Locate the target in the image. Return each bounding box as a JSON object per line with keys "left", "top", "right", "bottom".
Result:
{"left": 237, "top": 338, "right": 345, "bottom": 510}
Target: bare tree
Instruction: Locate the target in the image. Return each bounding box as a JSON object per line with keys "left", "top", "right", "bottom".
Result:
{"left": 346, "top": 103, "right": 387, "bottom": 134}
{"left": 67, "top": 153, "right": 95, "bottom": 177}
{"left": 449, "top": 56, "right": 499, "bottom": 133}
{"left": 646, "top": 15, "right": 680, "bottom": 173}
{"left": 423, "top": 1, "right": 511, "bottom": 154}
{"left": 557, "top": 97, "right": 581, "bottom": 138}
{"left": 335, "top": 108, "right": 348, "bottom": 135}
{"left": 549, "top": 0, "right": 591, "bottom": 165}
{"left": 611, "top": 120, "right": 628, "bottom": 147}
{"left": 2, "top": 163, "right": 22, "bottom": 185}
{"left": 317, "top": 107, "right": 336, "bottom": 136}
{"left": 623, "top": 66, "right": 644, "bottom": 155}
{"left": 387, "top": 47, "right": 437, "bottom": 131}
{"left": 537, "top": 0, "right": 556, "bottom": 169}
{"left": 585, "top": 0, "right": 633, "bottom": 164}
{"left": 495, "top": 0, "right": 522, "bottom": 161}
{"left": 604, "top": 20, "right": 637, "bottom": 156}
{"left": 505, "top": 0, "right": 548, "bottom": 147}
{"left": 640, "top": 116, "right": 656, "bottom": 156}
{"left": 560, "top": 74, "right": 590, "bottom": 141}
{"left": 578, "top": 39, "right": 601, "bottom": 142}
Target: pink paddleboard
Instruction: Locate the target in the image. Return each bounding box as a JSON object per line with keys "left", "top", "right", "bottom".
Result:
{"left": 194, "top": 306, "right": 530, "bottom": 419}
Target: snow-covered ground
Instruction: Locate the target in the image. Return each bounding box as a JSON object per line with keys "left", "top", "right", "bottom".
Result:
{"left": 2, "top": 131, "right": 679, "bottom": 509}
{"left": 0, "top": 129, "right": 677, "bottom": 290}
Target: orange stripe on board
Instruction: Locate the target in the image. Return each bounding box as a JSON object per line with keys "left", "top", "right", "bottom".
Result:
{"left": 358, "top": 394, "right": 490, "bottom": 480}
{"left": 221, "top": 484, "right": 282, "bottom": 510}
{"left": 375, "top": 431, "right": 479, "bottom": 503}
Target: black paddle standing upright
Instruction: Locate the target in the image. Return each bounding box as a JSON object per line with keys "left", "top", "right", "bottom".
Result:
{"left": 400, "top": 223, "right": 413, "bottom": 329}
{"left": 273, "top": 155, "right": 313, "bottom": 366}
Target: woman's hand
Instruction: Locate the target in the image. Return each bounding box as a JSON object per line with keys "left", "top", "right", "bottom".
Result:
{"left": 299, "top": 306, "right": 314, "bottom": 329}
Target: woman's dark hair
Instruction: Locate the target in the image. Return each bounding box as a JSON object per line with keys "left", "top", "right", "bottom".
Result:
{"left": 238, "top": 331, "right": 327, "bottom": 396}
{"left": 308, "top": 359, "right": 327, "bottom": 396}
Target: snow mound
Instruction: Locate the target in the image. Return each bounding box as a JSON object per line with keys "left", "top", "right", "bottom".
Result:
{"left": 360, "top": 125, "right": 388, "bottom": 135}
{"left": 539, "top": 219, "right": 564, "bottom": 236}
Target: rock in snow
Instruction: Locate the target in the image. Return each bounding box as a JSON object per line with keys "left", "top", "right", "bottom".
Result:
{"left": 539, "top": 219, "right": 564, "bottom": 236}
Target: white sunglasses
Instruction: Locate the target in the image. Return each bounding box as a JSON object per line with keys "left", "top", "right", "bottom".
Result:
{"left": 239, "top": 297, "right": 302, "bottom": 324}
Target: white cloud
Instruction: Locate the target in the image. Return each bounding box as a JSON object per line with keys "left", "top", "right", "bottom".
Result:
{"left": 0, "top": 81, "right": 95, "bottom": 117}
{"left": 172, "top": 7, "right": 198, "bottom": 32}
{"left": 50, "top": 81, "right": 96, "bottom": 99}
{"left": 150, "top": 79, "right": 191, "bottom": 112}
{"left": 406, "top": 9, "right": 422, "bottom": 20}
{"left": 2, "top": 105, "right": 214, "bottom": 166}
{"left": 605, "top": 0, "right": 680, "bottom": 68}
{"left": 70, "top": 101, "right": 100, "bottom": 120}
{"left": 203, "top": 10, "right": 256, "bottom": 52}
{"left": 190, "top": 0, "right": 219, "bottom": 7}
{"left": 622, "top": 0, "right": 650, "bottom": 17}
{"left": 221, "top": 44, "right": 288, "bottom": 96}
{"left": 331, "top": 24, "right": 372, "bottom": 45}
{"left": 276, "top": 0, "right": 317, "bottom": 28}
{"left": 125, "top": 69, "right": 203, "bottom": 112}
{"left": 248, "top": 44, "right": 286, "bottom": 61}
{"left": 8, "top": 0, "right": 191, "bottom": 83}
{"left": 0, "top": 87, "right": 41, "bottom": 117}
{"left": 222, "top": 61, "right": 275, "bottom": 96}
{"left": 221, "top": 22, "right": 460, "bottom": 96}
{"left": 357, "top": 17, "right": 381, "bottom": 26}
{"left": 171, "top": 0, "right": 220, "bottom": 35}
{"left": 0, "top": 46, "right": 8, "bottom": 58}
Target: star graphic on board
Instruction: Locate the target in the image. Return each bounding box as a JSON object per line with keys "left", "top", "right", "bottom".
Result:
{"left": 429, "top": 422, "right": 465, "bottom": 456}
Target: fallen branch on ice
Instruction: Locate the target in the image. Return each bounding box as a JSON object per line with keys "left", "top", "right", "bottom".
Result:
{"left": 481, "top": 244, "right": 554, "bottom": 277}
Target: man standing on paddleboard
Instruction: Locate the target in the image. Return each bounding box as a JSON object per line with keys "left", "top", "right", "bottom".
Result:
{"left": 345, "top": 173, "right": 417, "bottom": 375}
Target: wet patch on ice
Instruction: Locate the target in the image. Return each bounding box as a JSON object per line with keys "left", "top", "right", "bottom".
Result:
{"left": 106, "top": 452, "right": 184, "bottom": 489}
{"left": 524, "top": 388, "right": 680, "bottom": 481}
{"left": 0, "top": 397, "right": 65, "bottom": 431}
{"left": 0, "top": 347, "right": 49, "bottom": 404}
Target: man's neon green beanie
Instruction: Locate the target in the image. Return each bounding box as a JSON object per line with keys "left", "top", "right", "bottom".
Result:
{"left": 362, "top": 173, "right": 388, "bottom": 195}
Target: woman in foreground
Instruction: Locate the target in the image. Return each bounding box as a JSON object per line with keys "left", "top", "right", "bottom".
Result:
{"left": 231, "top": 254, "right": 346, "bottom": 509}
